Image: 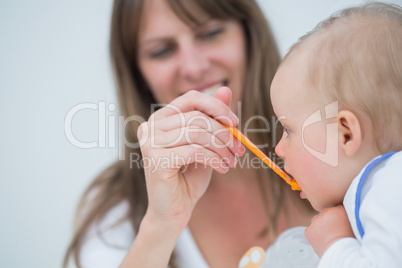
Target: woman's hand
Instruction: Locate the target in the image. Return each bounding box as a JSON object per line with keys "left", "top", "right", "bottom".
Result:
{"left": 304, "top": 204, "right": 355, "bottom": 257}
{"left": 138, "top": 86, "right": 245, "bottom": 230}
{"left": 121, "top": 87, "right": 244, "bottom": 268}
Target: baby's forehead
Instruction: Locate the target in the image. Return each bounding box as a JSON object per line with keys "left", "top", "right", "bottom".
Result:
{"left": 278, "top": 45, "right": 317, "bottom": 87}
{"left": 273, "top": 50, "right": 319, "bottom": 101}
{"left": 281, "top": 24, "right": 351, "bottom": 85}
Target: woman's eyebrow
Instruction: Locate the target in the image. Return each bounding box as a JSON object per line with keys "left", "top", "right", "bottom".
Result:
{"left": 140, "top": 20, "right": 213, "bottom": 45}
{"left": 139, "top": 34, "right": 178, "bottom": 51}
{"left": 188, "top": 17, "right": 215, "bottom": 31}
{"left": 140, "top": 36, "right": 170, "bottom": 46}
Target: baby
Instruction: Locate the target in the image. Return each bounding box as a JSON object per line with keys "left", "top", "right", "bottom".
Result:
{"left": 270, "top": 2, "right": 402, "bottom": 267}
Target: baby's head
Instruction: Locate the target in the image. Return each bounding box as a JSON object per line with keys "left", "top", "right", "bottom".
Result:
{"left": 271, "top": 3, "right": 402, "bottom": 211}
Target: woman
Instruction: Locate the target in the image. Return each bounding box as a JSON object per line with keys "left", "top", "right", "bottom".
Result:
{"left": 64, "top": 0, "right": 316, "bottom": 267}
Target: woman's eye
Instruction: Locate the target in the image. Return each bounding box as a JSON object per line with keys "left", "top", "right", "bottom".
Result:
{"left": 150, "top": 45, "right": 174, "bottom": 59}
{"left": 199, "top": 27, "right": 224, "bottom": 40}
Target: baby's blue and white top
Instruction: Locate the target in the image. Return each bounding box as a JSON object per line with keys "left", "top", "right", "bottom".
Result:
{"left": 319, "top": 151, "right": 402, "bottom": 268}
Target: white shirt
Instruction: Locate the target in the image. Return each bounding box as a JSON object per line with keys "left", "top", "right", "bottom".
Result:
{"left": 319, "top": 151, "right": 402, "bottom": 268}
{"left": 79, "top": 201, "right": 209, "bottom": 268}
{"left": 79, "top": 200, "right": 319, "bottom": 268}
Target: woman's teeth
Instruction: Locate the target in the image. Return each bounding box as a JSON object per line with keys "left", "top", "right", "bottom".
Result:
{"left": 203, "top": 82, "right": 225, "bottom": 96}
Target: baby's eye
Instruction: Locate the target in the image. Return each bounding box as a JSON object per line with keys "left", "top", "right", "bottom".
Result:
{"left": 282, "top": 126, "right": 291, "bottom": 135}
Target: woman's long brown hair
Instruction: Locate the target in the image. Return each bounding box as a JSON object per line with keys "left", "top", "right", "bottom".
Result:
{"left": 63, "top": 0, "right": 314, "bottom": 267}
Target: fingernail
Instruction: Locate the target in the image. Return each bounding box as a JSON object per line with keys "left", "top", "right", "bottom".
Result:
{"left": 228, "top": 111, "right": 239, "bottom": 125}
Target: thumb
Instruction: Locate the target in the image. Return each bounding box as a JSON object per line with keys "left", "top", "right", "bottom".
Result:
{"left": 213, "top": 86, "right": 233, "bottom": 108}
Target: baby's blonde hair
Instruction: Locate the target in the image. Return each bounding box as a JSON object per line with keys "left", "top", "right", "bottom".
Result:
{"left": 284, "top": 2, "right": 402, "bottom": 153}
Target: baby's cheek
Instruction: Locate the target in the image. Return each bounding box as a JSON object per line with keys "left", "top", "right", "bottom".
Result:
{"left": 301, "top": 170, "right": 325, "bottom": 198}
{"left": 302, "top": 122, "right": 328, "bottom": 154}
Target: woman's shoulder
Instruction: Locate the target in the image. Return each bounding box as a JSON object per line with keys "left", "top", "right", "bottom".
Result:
{"left": 79, "top": 160, "right": 135, "bottom": 267}
{"left": 79, "top": 161, "right": 134, "bottom": 242}
{"left": 80, "top": 199, "right": 135, "bottom": 267}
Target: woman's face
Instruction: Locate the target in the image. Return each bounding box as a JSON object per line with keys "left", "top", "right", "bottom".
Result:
{"left": 137, "top": 0, "right": 247, "bottom": 112}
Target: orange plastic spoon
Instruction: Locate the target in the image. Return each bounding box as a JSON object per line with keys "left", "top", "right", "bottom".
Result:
{"left": 223, "top": 124, "right": 301, "bottom": 191}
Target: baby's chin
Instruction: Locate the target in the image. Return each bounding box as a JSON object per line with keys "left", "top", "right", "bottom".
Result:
{"left": 312, "top": 202, "right": 338, "bottom": 213}
{"left": 310, "top": 201, "right": 327, "bottom": 212}
{"left": 300, "top": 189, "right": 337, "bottom": 212}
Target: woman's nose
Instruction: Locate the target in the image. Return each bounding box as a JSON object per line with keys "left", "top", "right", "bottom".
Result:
{"left": 178, "top": 45, "right": 209, "bottom": 82}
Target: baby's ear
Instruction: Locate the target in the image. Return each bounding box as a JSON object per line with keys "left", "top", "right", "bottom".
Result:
{"left": 338, "top": 110, "right": 362, "bottom": 157}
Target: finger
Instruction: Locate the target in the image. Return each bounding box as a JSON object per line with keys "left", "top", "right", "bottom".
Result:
{"left": 153, "top": 110, "right": 217, "bottom": 131}
{"left": 151, "top": 90, "right": 239, "bottom": 126}
{"left": 145, "top": 145, "right": 231, "bottom": 178}
{"left": 310, "top": 214, "right": 320, "bottom": 225}
{"left": 150, "top": 126, "right": 239, "bottom": 167}
{"left": 150, "top": 111, "right": 245, "bottom": 154}
{"left": 213, "top": 86, "right": 232, "bottom": 108}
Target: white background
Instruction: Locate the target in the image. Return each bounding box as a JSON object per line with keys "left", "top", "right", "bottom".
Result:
{"left": 1, "top": 0, "right": 400, "bottom": 267}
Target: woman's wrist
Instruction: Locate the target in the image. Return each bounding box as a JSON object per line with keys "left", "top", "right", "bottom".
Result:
{"left": 120, "top": 213, "right": 186, "bottom": 268}
{"left": 138, "top": 215, "right": 183, "bottom": 252}
{"left": 141, "top": 208, "right": 189, "bottom": 236}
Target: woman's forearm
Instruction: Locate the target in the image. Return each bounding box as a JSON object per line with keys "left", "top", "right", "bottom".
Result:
{"left": 119, "top": 214, "right": 184, "bottom": 268}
